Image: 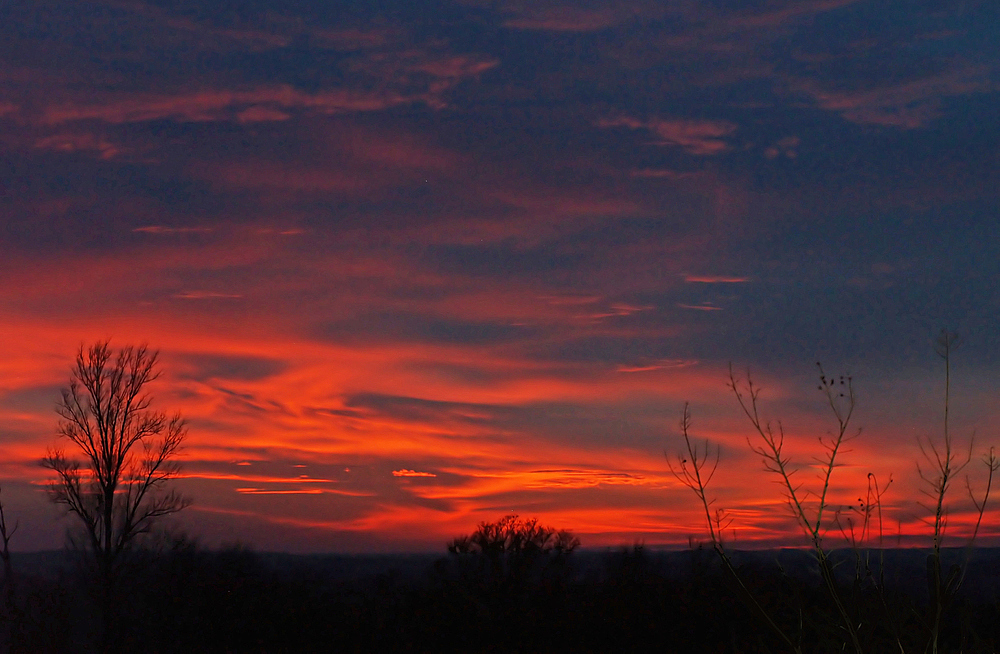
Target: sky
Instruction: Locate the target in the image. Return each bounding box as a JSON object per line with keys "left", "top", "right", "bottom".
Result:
{"left": 1, "top": 0, "right": 1000, "bottom": 553}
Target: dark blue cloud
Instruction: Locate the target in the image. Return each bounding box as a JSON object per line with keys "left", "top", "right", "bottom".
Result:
{"left": 320, "top": 312, "right": 541, "bottom": 346}
{"left": 175, "top": 353, "right": 289, "bottom": 382}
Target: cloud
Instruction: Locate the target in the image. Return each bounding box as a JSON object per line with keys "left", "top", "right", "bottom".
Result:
{"left": 493, "top": 468, "right": 648, "bottom": 488}
{"left": 764, "top": 136, "right": 801, "bottom": 159}
{"left": 236, "top": 106, "right": 291, "bottom": 123}
{"left": 207, "top": 160, "right": 376, "bottom": 194}
{"left": 408, "top": 54, "right": 499, "bottom": 79}
{"left": 33, "top": 132, "right": 122, "bottom": 159}
{"left": 599, "top": 116, "right": 737, "bottom": 155}
{"left": 502, "top": 7, "right": 626, "bottom": 32}
{"left": 677, "top": 303, "right": 723, "bottom": 311}
{"left": 233, "top": 487, "right": 372, "bottom": 496}
{"left": 171, "top": 291, "right": 243, "bottom": 300}
{"left": 719, "top": 0, "right": 862, "bottom": 31}
{"left": 684, "top": 275, "right": 749, "bottom": 283}
{"left": 173, "top": 353, "right": 288, "bottom": 382}
{"left": 539, "top": 294, "right": 604, "bottom": 306}
{"left": 456, "top": 0, "right": 675, "bottom": 32}
{"left": 617, "top": 359, "right": 698, "bottom": 372}
{"left": 41, "top": 85, "right": 413, "bottom": 125}
{"left": 631, "top": 169, "right": 700, "bottom": 179}
{"left": 133, "top": 226, "right": 215, "bottom": 235}
{"left": 193, "top": 123, "right": 462, "bottom": 198}
{"left": 793, "top": 67, "right": 994, "bottom": 128}
{"left": 393, "top": 469, "right": 437, "bottom": 477}
{"left": 309, "top": 27, "right": 399, "bottom": 51}
{"left": 96, "top": 2, "right": 293, "bottom": 52}
{"left": 321, "top": 312, "right": 540, "bottom": 347}
{"left": 586, "top": 303, "right": 655, "bottom": 321}
{"left": 342, "top": 393, "right": 514, "bottom": 428}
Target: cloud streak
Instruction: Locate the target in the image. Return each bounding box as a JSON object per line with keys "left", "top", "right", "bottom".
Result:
{"left": 599, "top": 116, "right": 738, "bottom": 155}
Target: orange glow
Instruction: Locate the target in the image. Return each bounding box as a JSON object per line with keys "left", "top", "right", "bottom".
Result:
{"left": 7, "top": 280, "right": 995, "bottom": 553}
{"left": 2, "top": 0, "right": 998, "bottom": 559}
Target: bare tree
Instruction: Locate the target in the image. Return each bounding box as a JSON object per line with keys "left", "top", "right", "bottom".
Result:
{"left": 42, "top": 342, "right": 189, "bottom": 586}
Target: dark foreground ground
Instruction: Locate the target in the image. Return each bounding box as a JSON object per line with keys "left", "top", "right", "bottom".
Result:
{"left": 2, "top": 545, "right": 999, "bottom": 653}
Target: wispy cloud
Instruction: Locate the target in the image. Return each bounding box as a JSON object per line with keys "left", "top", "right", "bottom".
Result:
{"left": 172, "top": 291, "right": 243, "bottom": 300}
{"left": 134, "top": 226, "right": 215, "bottom": 235}
{"left": 719, "top": 0, "right": 862, "bottom": 31}
{"left": 631, "top": 168, "right": 701, "bottom": 179}
{"left": 393, "top": 469, "right": 438, "bottom": 477}
{"left": 677, "top": 303, "right": 723, "bottom": 311}
{"left": 501, "top": 7, "right": 627, "bottom": 32}
{"left": 507, "top": 468, "right": 648, "bottom": 488}
{"left": 33, "top": 132, "right": 122, "bottom": 159}
{"left": 104, "top": 2, "right": 293, "bottom": 51}
{"left": 599, "top": 116, "right": 737, "bottom": 155}
{"left": 41, "top": 86, "right": 412, "bottom": 125}
{"left": 616, "top": 359, "right": 698, "bottom": 373}
{"left": 793, "top": 67, "right": 994, "bottom": 128}
{"left": 684, "top": 275, "right": 749, "bottom": 283}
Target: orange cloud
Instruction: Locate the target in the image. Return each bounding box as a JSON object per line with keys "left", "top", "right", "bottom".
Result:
{"left": 393, "top": 469, "right": 437, "bottom": 477}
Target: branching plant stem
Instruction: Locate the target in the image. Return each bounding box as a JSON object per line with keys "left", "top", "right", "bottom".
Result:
{"left": 728, "top": 363, "right": 864, "bottom": 654}
{"left": 668, "top": 334, "right": 998, "bottom": 654}
{"left": 918, "top": 330, "right": 998, "bottom": 654}
{"left": 667, "top": 403, "right": 802, "bottom": 654}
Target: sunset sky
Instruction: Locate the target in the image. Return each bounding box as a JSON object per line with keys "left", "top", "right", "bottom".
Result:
{"left": 2, "top": 0, "right": 1000, "bottom": 553}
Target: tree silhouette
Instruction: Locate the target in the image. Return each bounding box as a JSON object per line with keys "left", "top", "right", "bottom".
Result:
{"left": 448, "top": 515, "right": 579, "bottom": 594}
{"left": 448, "top": 515, "right": 579, "bottom": 558}
{"left": 42, "top": 342, "right": 189, "bottom": 591}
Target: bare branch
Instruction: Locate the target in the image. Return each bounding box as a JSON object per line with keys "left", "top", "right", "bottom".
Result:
{"left": 41, "top": 341, "right": 190, "bottom": 585}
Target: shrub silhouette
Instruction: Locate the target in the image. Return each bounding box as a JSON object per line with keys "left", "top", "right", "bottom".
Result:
{"left": 448, "top": 514, "right": 579, "bottom": 558}
{"left": 447, "top": 515, "right": 579, "bottom": 596}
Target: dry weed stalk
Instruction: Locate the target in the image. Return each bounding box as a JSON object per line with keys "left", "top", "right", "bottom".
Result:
{"left": 728, "top": 362, "right": 864, "bottom": 653}
{"left": 670, "top": 334, "right": 1000, "bottom": 653}
{"left": 919, "top": 330, "right": 999, "bottom": 654}
{"left": 668, "top": 403, "right": 802, "bottom": 654}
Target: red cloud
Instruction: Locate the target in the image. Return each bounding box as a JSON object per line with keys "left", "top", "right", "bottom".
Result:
{"left": 41, "top": 86, "right": 412, "bottom": 125}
